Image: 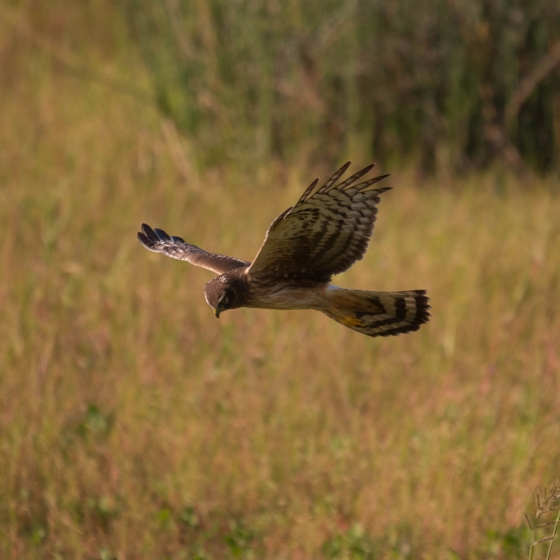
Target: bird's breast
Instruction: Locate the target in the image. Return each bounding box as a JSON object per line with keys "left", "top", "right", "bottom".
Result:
{"left": 244, "top": 280, "right": 330, "bottom": 310}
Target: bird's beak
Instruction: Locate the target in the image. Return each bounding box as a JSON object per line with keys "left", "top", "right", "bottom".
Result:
{"left": 214, "top": 308, "right": 220, "bottom": 319}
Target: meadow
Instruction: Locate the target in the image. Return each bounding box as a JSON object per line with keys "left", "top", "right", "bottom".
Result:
{"left": 1, "top": 3, "right": 560, "bottom": 559}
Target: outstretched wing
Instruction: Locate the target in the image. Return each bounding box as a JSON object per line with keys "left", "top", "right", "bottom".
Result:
{"left": 138, "top": 223, "right": 249, "bottom": 274}
{"left": 248, "top": 162, "right": 390, "bottom": 282}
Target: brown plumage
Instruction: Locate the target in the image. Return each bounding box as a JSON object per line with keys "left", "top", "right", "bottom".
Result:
{"left": 138, "top": 162, "right": 430, "bottom": 337}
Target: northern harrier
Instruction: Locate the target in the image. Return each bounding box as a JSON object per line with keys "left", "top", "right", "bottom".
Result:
{"left": 138, "top": 162, "right": 430, "bottom": 337}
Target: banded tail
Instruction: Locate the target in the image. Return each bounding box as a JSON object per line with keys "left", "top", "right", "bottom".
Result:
{"left": 322, "top": 288, "right": 430, "bottom": 338}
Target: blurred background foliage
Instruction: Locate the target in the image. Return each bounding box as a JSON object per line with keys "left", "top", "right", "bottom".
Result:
{"left": 124, "top": 0, "right": 560, "bottom": 173}
{"left": 2, "top": 0, "right": 559, "bottom": 175}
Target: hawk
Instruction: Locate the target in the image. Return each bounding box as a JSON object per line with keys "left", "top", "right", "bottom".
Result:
{"left": 138, "top": 162, "right": 430, "bottom": 337}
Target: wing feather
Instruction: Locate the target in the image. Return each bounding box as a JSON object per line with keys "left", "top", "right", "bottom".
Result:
{"left": 318, "top": 161, "right": 351, "bottom": 193}
{"left": 138, "top": 223, "right": 249, "bottom": 274}
{"left": 321, "top": 162, "right": 374, "bottom": 193}
{"left": 248, "top": 163, "right": 390, "bottom": 282}
{"left": 297, "top": 178, "right": 320, "bottom": 203}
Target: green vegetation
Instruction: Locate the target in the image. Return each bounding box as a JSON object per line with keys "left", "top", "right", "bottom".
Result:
{"left": 127, "top": 0, "right": 560, "bottom": 172}
{"left": 1, "top": 2, "right": 559, "bottom": 558}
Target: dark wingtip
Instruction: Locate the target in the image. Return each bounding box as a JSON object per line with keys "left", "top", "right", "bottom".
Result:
{"left": 137, "top": 231, "right": 153, "bottom": 248}
{"left": 154, "top": 228, "right": 171, "bottom": 241}
{"left": 139, "top": 223, "right": 158, "bottom": 247}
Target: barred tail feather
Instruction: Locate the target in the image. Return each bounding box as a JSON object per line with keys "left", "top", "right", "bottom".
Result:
{"left": 322, "top": 289, "right": 430, "bottom": 338}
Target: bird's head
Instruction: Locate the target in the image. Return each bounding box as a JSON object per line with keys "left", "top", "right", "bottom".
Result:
{"left": 204, "top": 277, "right": 237, "bottom": 318}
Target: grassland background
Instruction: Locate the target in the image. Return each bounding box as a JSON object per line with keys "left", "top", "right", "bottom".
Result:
{"left": 1, "top": 1, "right": 560, "bottom": 559}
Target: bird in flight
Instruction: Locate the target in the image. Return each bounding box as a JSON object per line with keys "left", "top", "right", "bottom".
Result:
{"left": 138, "top": 162, "right": 430, "bottom": 337}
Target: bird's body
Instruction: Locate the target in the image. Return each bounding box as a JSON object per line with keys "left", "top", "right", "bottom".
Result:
{"left": 138, "top": 162, "right": 430, "bottom": 338}
{"left": 245, "top": 282, "right": 331, "bottom": 311}
{"left": 205, "top": 269, "right": 327, "bottom": 310}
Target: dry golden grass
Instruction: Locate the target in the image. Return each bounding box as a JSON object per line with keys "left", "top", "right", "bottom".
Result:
{"left": 1, "top": 15, "right": 560, "bottom": 560}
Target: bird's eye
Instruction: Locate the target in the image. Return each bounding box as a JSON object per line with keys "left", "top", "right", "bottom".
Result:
{"left": 221, "top": 295, "right": 229, "bottom": 306}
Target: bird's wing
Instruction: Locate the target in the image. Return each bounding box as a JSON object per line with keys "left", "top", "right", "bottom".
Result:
{"left": 138, "top": 224, "right": 250, "bottom": 274}
{"left": 247, "top": 162, "right": 390, "bottom": 282}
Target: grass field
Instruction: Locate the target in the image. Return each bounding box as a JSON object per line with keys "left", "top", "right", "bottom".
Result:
{"left": 1, "top": 8, "right": 560, "bottom": 560}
